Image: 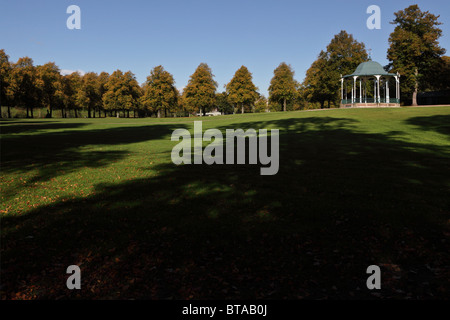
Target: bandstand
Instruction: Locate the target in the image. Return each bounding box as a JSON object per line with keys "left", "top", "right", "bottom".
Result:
{"left": 340, "top": 61, "right": 400, "bottom": 107}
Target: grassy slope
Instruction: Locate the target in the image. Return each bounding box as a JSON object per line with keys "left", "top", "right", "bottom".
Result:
{"left": 1, "top": 107, "right": 449, "bottom": 299}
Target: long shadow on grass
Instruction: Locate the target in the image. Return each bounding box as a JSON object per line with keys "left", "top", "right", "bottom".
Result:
{"left": 405, "top": 114, "right": 450, "bottom": 137}
{"left": 0, "top": 121, "right": 87, "bottom": 135}
{"left": 1, "top": 116, "right": 449, "bottom": 299}
{"left": 0, "top": 123, "right": 188, "bottom": 188}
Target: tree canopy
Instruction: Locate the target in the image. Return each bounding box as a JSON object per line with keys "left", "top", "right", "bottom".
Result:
{"left": 141, "top": 65, "right": 178, "bottom": 118}
{"left": 7, "top": 57, "right": 38, "bottom": 118}
{"left": 303, "top": 31, "right": 368, "bottom": 108}
{"left": 215, "top": 92, "right": 234, "bottom": 114}
{"left": 183, "top": 63, "right": 217, "bottom": 116}
{"left": 55, "top": 72, "right": 82, "bottom": 118}
{"left": 78, "top": 72, "right": 101, "bottom": 118}
{"left": 268, "top": 62, "right": 298, "bottom": 111}
{"left": 387, "top": 4, "right": 446, "bottom": 105}
{"left": 103, "top": 70, "right": 141, "bottom": 117}
{"left": 0, "top": 50, "right": 12, "bottom": 117}
{"left": 226, "top": 66, "right": 259, "bottom": 114}
{"left": 35, "top": 62, "right": 61, "bottom": 118}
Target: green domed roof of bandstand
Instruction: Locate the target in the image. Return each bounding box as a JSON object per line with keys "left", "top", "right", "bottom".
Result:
{"left": 343, "top": 61, "right": 397, "bottom": 78}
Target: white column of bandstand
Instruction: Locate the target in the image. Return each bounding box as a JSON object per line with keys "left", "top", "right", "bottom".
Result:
{"left": 359, "top": 79, "right": 362, "bottom": 103}
{"left": 375, "top": 75, "right": 381, "bottom": 105}
{"left": 386, "top": 79, "right": 390, "bottom": 104}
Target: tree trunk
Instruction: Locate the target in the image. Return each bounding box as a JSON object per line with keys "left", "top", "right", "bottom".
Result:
{"left": 26, "top": 107, "right": 30, "bottom": 118}
{"left": 88, "top": 107, "right": 91, "bottom": 118}
{"left": 199, "top": 107, "right": 203, "bottom": 117}
{"left": 157, "top": 109, "right": 161, "bottom": 118}
{"left": 241, "top": 103, "right": 244, "bottom": 114}
{"left": 7, "top": 105, "right": 11, "bottom": 118}
{"left": 283, "top": 98, "right": 286, "bottom": 112}
{"left": 412, "top": 68, "right": 419, "bottom": 106}
{"left": 30, "top": 107, "right": 34, "bottom": 118}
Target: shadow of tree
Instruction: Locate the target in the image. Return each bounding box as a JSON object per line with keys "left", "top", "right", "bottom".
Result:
{"left": 1, "top": 116, "right": 449, "bottom": 299}
{"left": 0, "top": 121, "right": 88, "bottom": 135}
{"left": 406, "top": 114, "right": 450, "bottom": 137}
{"left": 1, "top": 123, "right": 187, "bottom": 185}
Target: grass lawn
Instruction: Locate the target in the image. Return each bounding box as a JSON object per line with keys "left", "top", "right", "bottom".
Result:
{"left": 1, "top": 106, "right": 449, "bottom": 299}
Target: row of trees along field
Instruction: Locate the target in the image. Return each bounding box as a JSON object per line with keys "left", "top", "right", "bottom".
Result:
{"left": 0, "top": 52, "right": 297, "bottom": 118}
{"left": 1, "top": 5, "right": 449, "bottom": 118}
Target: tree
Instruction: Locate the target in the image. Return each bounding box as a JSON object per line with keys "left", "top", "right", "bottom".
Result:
{"left": 303, "top": 31, "right": 367, "bottom": 108}
{"left": 96, "top": 72, "right": 110, "bottom": 117}
{"left": 55, "top": 72, "right": 82, "bottom": 118}
{"left": 183, "top": 63, "right": 217, "bottom": 116}
{"left": 226, "top": 66, "right": 259, "bottom": 114}
{"left": 387, "top": 5, "right": 446, "bottom": 105}
{"left": 141, "top": 65, "right": 178, "bottom": 118}
{"left": 215, "top": 92, "right": 233, "bottom": 114}
{"left": 36, "top": 62, "right": 61, "bottom": 118}
{"left": 78, "top": 72, "right": 99, "bottom": 118}
{"left": 268, "top": 62, "right": 298, "bottom": 111}
{"left": 7, "top": 57, "right": 37, "bottom": 118}
{"left": 327, "top": 30, "right": 368, "bottom": 81}
{"left": 103, "top": 70, "right": 141, "bottom": 117}
{"left": 0, "top": 49, "right": 11, "bottom": 118}
{"left": 303, "top": 51, "right": 333, "bottom": 108}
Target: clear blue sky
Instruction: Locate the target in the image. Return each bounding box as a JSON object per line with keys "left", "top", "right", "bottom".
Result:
{"left": 1, "top": 0, "right": 449, "bottom": 96}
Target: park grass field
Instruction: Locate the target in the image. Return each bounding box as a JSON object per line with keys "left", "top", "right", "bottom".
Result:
{"left": 1, "top": 106, "right": 449, "bottom": 299}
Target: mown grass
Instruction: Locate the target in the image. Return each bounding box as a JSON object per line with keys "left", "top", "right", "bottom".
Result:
{"left": 1, "top": 106, "right": 449, "bottom": 299}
